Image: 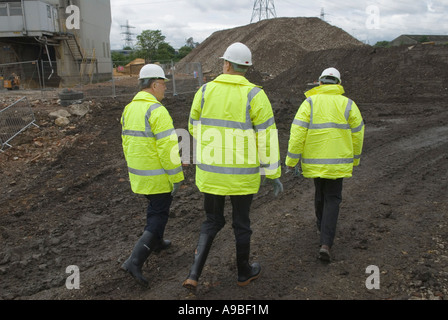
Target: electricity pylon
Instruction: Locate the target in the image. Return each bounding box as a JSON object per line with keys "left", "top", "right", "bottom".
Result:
{"left": 120, "top": 20, "right": 136, "bottom": 48}
{"left": 250, "top": 0, "right": 277, "bottom": 23}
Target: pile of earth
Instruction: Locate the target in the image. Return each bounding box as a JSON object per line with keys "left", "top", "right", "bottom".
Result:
{"left": 178, "top": 17, "right": 366, "bottom": 78}
{"left": 264, "top": 44, "right": 448, "bottom": 104}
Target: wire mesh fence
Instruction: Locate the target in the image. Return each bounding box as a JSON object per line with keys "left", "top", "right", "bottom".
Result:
{"left": 0, "top": 61, "right": 42, "bottom": 91}
{"left": 1, "top": 59, "right": 204, "bottom": 101}
{"left": 0, "top": 97, "right": 38, "bottom": 151}
{"left": 113, "top": 60, "right": 204, "bottom": 97}
{"left": 0, "top": 59, "right": 203, "bottom": 152}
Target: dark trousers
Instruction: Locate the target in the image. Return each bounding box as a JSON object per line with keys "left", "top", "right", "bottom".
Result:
{"left": 314, "top": 178, "right": 343, "bottom": 248}
{"left": 144, "top": 193, "right": 173, "bottom": 240}
{"left": 200, "top": 193, "right": 254, "bottom": 244}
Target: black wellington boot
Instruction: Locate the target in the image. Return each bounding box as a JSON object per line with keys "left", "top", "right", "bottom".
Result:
{"left": 153, "top": 239, "right": 172, "bottom": 253}
{"left": 182, "top": 233, "right": 214, "bottom": 290}
{"left": 121, "top": 231, "right": 158, "bottom": 287}
{"left": 236, "top": 242, "right": 261, "bottom": 287}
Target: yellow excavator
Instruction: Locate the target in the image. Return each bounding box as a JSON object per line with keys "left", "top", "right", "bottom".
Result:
{"left": 3, "top": 73, "right": 20, "bottom": 90}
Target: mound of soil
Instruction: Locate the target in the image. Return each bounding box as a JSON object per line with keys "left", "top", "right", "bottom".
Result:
{"left": 179, "top": 17, "right": 366, "bottom": 78}
{"left": 265, "top": 44, "right": 448, "bottom": 103}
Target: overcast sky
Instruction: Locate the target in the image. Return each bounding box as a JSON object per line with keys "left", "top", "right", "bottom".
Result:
{"left": 109, "top": 0, "right": 448, "bottom": 50}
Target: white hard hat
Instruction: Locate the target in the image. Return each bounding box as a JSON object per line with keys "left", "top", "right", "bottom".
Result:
{"left": 220, "top": 42, "right": 253, "bottom": 66}
{"left": 139, "top": 64, "right": 168, "bottom": 80}
{"left": 319, "top": 67, "right": 341, "bottom": 84}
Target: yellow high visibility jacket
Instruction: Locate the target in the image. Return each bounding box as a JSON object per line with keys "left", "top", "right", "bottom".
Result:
{"left": 121, "top": 91, "right": 184, "bottom": 195}
{"left": 285, "top": 84, "right": 364, "bottom": 179}
{"left": 189, "top": 74, "right": 281, "bottom": 195}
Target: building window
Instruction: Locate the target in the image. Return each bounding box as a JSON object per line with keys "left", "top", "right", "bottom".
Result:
{"left": 0, "top": 4, "right": 7, "bottom": 16}
{"left": 9, "top": 3, "right": 23, "bottom": 16}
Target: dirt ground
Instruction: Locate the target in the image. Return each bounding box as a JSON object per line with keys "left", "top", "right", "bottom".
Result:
{"left": 1, "top": 45, "right": 448, "bottom": 304}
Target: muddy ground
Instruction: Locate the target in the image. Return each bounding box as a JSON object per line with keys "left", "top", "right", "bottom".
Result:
{"left": 1, "top": 52, "right": 448, "bottom": 304}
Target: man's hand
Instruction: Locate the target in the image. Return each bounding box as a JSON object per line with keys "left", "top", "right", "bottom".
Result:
{"left": 262, "top": 178, "right": 284, "bottom": 197}
{"left": 171, "top": 181, "right": 183, "bottom": 196}
{"left": 286, "top": 166, "right": 301, "bottom": 177}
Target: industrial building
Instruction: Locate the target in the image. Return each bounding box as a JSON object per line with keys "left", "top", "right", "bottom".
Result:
{"left": 0, "top": 0, "right": 112, "bottom": 87}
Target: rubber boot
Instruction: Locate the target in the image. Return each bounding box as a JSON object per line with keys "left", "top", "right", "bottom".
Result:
{"left": 121, "top": 231, "right": 158, "bottom": 287}
{"left": 236, "top": 242, "right": 261, "bottom": 287}
{"left": 182, "top": 233, "right": 214, "bottom": 290}
{"left": 153, "top": 239, "right": 171, "bottom": 253}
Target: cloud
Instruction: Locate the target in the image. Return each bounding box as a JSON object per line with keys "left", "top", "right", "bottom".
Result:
{"left": 189, "top": 0, "right": 253, "bottom": 13}
{"left": 109, "top": 0, "right": 448, "bottom": 49}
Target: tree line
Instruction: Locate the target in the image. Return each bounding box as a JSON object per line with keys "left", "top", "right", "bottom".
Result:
{"left": 112, "top": 30, "right": 200, "bottom": 66}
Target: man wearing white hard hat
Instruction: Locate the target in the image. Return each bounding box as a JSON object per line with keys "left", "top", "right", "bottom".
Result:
{"left": 285, "top": 67, "right": 365, "bottom": 262}
{"left": 120, "top": 64, "right": 184, "bottom": 286}
{"left": 183, "top": 42, "right": 282, "bottom": 290}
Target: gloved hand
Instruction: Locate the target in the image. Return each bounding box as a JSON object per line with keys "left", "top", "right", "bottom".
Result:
{"left": 286, "top": 166, "right": 301, "bottom": 177}
{"left": 262, "top": 178, "right": 284, "bottom": 197}
{"left": 171, "top": 181, "right": 183, "bottom": 196}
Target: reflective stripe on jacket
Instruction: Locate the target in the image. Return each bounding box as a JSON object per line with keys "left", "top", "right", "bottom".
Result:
{"left": 121, "top": 91, "right": 184, "bottom": 194}
{"left": 189, "top": 74, "right": 281, "bottom": 195}
{"left": 285, "top": 84, "right": 364, "bottom": 179}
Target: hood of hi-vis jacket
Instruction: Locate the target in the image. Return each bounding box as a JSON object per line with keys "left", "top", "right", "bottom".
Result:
{"left": 305, "top": 83, "right": 345, "bottom": 97}
{"left": 189, "top": 74, "right": 281, "bottom": 195}
{"left": 121, "top": 91, "right": 184, "bottom": 195}
{"left": 285, "top": 84, "right": 365, "bottom": 179}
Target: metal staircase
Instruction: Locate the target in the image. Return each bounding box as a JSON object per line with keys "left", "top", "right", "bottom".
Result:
{"left": 53, "top": 32, "right": 97, "bottom": 83}
{"left": 65, "top": 35, "right": 84, "bottom": 61}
